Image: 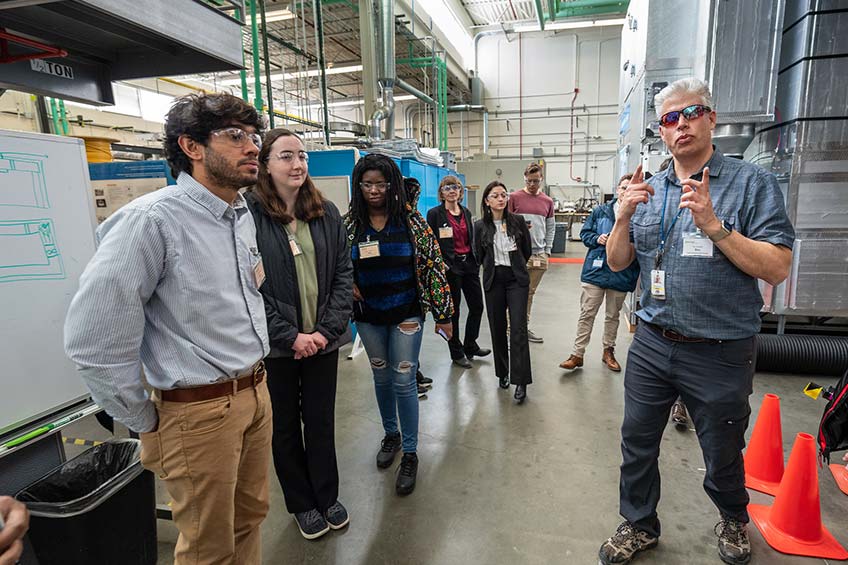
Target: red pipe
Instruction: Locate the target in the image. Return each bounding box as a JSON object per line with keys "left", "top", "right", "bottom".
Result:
{"left": 569, "top": 87, "right": 582, "bottom": 181}
{"left": 0, "top": 28, "right": 68, "bottom": 64}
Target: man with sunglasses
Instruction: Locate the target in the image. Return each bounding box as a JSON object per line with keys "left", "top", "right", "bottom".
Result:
{"left": 507, "top": 162, "right": 556, "bottom": 343}
{"left": 598, "top": 78, "right": 794, "bottom": 565}
{"left": 66, "top": 93, "right": 273, "bottom": 564}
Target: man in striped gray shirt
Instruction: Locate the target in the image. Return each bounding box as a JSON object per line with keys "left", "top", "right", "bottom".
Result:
{"left": 65, "top": 93, "right": 272, "bottom": 565}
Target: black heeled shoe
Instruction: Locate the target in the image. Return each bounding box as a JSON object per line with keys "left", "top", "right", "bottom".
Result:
{"left": 499, "top": 375, "right": 510, "bottom": 389}
{"left": 514, "top": 384, "right": 526, "bottom": 404}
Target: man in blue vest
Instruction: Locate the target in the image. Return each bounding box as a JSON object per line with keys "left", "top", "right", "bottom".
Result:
{"left": 559, "top": 174, "right": 640, "bottom": 372}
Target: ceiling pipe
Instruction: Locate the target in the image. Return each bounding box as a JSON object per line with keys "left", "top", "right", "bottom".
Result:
{"left": 369, "top": 0, "right": 397, "bottom": 140}
{"left": 446, "top": 105, "right": 490, "bottom": 155}
{"left": 396, "top": 78, "right": 436, "bottom": 106}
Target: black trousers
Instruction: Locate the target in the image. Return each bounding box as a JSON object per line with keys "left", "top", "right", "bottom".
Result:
{"left": 446, "top": 256, "right": 485, "bottom": 360}
{"left": 266, "top": 350, "right": 340, "bottom": 514}
{"left": 484, "top": 266, "right": 532, "bottom": 385}
{"left": 619, "top": 323, "right": 755, "bottom": 537}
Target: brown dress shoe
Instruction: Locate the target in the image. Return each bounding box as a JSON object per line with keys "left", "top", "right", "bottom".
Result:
{"left": 602, "top": 347, "right": 621, "bottom": 372}
{"left": 559, "top": 355, "right": 583, "bottom": 370}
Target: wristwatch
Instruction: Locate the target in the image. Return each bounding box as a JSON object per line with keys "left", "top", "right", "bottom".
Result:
{"left": 708, "top": 220, "right": 733, "bottom": 243}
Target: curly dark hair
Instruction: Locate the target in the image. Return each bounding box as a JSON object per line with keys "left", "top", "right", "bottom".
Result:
{"left": 163, "top": 93, "right": 263, "bottom": 178}
{"left": 252, "top": 128, "right": 325, "bottom": 223}
{"left": 348, "top": 153, "right": 407, "bottom": 231}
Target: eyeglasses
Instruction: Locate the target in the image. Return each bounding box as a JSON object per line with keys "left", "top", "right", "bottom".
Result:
{"left": 210, "top": 127, "right": 262, "bottom": 149}
{"left": 269, "top": 150, "right": 309, "bottom": 164}
{"left": 487, "top": 192, "right": 508, "bottom": 200}
{"left": 441, "top": 184, "right": 461, "bottom": 192}
{"left": 360, "top": 181, "right": 389, "bottom": 192}
{"left": 525, "top": 178, "right": 542, "bottom": 185}
{"left": 659, "top": 104, "right": 712, "bottom": 127}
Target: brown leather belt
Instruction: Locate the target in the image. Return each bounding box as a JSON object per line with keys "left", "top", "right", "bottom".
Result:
{"left": 160, "top": 361, "right": 266, "bottom": 403}
{"left": 645, "top": 323, "right": 720, "bottom": 344}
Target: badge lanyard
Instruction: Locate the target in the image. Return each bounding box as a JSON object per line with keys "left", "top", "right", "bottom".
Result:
{"left": 656, "top": 178, "right": 684, "bottom": 270}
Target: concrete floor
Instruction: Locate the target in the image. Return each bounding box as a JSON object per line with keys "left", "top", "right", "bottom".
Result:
{"left": 64, "top": 248, "right": 848, "bottom": 564}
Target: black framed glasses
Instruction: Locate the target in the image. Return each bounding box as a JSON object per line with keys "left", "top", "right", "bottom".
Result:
{"left": 441, "top": 184, "right": 461, "bottom": 192}
{"left": 659, "top": 104, "right": 712, "bottom": 127}
{"left": 210, "top": 127, "right": 262, "bottom": 149}
{"left": 360, "top": 181, "right": 389, "bottom": 192}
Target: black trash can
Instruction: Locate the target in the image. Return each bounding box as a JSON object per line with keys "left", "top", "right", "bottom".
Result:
{"left": 16, "top": 439, "right": 156, "bottom": 565}
{"left": 552, "top": 222, "right": 568, "bottom": 254}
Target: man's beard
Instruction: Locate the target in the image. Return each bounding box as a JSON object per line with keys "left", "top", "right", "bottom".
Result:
{"left": 205, "top": 146, "right": 257, "bottom": 190}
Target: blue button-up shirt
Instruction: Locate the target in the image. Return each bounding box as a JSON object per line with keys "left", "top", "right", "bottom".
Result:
{"left": 65, "top": 172, "right": 269, "bottom": 432}
{"left": 631, "top": 149, "right": 795, "bottom": 340}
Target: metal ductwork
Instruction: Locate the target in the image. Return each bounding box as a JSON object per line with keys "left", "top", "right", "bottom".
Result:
{"left": 447, "top": 104, "right": 490, "bottom": 154}
{"left": 369, "top": 0, "right": 396, "bottom": 140}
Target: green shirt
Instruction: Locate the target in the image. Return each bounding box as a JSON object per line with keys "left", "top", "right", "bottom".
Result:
{"left": 285, "top": 222, "right": 319, "bottom": 333}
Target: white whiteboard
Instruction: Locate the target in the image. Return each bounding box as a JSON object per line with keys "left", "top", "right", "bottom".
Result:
{"left": 0, "top": 130, "right": 96, "bottom": 436}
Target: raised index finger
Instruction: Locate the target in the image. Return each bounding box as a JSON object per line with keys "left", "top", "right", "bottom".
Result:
{"left": 630, "top": 164, "right": 644, "bottom": 186}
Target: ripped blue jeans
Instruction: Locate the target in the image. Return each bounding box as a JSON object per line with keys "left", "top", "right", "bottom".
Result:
{"left": 355, "top": 317, "right": 423, "bottom": 453}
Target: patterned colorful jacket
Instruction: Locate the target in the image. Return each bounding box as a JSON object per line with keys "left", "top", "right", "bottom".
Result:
{"left": 344, "top": 178, "right": 454, "bottom": 324}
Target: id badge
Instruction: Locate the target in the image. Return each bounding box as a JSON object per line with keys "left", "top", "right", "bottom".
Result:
{"left": 532, "top": 259, "right": 541, "bottom": 268}
{"left": 253, "top": 258, "right": 266, "bottom": 288}
{"left": 650, "top": 269, "right": 666, "bottom": 300}
{"left": 359, "top": 240, "right": 381, "bottom": 259}
{"left": 592, "top": 258, "right": 603, "bottom": 268}
{"left": 289, "top": 236, "right": 302, "bottom": 257}
{"left": 439, "top": 226, "right": 454, "bottom": 239}
{"left": 682, "top": 230, "right": 714, "bottom": 258}
{"left": 506, "top": 237, "right": 517, "bottom": 252}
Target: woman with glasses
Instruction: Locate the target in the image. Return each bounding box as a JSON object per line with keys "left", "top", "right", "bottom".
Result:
{"left": 246, "top": 128, "right": 353, "bottom": 540}
{"left": 474, "top": 181, "right": 533, "bottom": 403}
{"left": 426, "top": 175, "right": 490, "bottom": 369}
{"left": 343, "top": 153, "right": 453, "bottom": 496}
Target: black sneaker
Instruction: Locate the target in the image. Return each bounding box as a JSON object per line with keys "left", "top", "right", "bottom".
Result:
{"left": 416, "top": 370, "right": 433, "bottom": 385}
{"left": 499, "top": 375, "right": 510, "bottom": 389}
{"left": 396, "top": 452, "right": 418, "bottom": 495}
{"left": 293, "top": 508, "right": 330, "bottom": 540}
{"left": 715, "top": 518, "right": 751, "bottom": 564}
{"left": 323, "top": 500, "right": 349, "bottom": 530}
{"left": 376, "top": 432, "right": 402, "bottom": 468}
{"left": 598, "top": 521, "right": 659, "bottom": 564}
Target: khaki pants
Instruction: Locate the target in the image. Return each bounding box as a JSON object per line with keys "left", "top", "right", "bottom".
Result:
{"left": 525, "top": 253, "right": 549, "bottom": 323}
{"left": 140, "top": 380, "right": 273, "bottom": 565}
{"left": 573, "top": 282, "right": 628, "bottom": 357}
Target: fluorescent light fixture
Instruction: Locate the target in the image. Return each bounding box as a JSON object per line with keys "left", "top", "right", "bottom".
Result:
{"left": 263, "top": 9, "right": 295, "bottom": 23}
{"left": 219, "top": 64, "right": 364, "bottom": 86}
{"left": 513, "top": 18, "right": 626, "bottom": 33}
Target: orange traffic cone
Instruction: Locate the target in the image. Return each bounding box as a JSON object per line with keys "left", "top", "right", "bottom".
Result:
{"left": 749, "top": 433, "right": 848, "bottom": 559}
{"left": 744, "top": 393, "right": 784, "bottom": 495}
{"left": 830, "top": 464, "right": 848, "bottom": 496}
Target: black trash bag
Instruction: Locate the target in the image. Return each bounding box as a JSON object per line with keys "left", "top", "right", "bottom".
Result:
{"left": 17, "top": 439, "right": 142, "bottom": 515}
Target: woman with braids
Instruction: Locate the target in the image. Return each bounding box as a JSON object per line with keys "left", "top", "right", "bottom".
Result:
{"left": 474, "top": 181, "right": 533, "bottom": 403}
{"left": 246, "top": 128, "right": 353, "bottom": 540}
{"left": 343, "top": 153, "right": 453, "bottom": 496}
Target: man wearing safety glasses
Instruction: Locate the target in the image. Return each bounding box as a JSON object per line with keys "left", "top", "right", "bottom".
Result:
{"left": 598, "top": 78, "right": 795, "bottom": 565}
{"left": 66, "top": 93, "right": 273, "bottom": 564}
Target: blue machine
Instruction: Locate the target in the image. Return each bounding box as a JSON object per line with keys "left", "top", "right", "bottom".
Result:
{"left": 88, "top": 160, "right": 176, "bottom": 184}
{"left": 307, "top": 149, "right": 465, "bottom": 215}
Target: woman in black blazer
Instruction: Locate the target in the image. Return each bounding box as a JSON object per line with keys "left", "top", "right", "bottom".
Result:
{"left": 474, "top": 180, "right": 533, "bottom": 403}
{"left": 426, "top": 175, "right": 490, "bottom": 369}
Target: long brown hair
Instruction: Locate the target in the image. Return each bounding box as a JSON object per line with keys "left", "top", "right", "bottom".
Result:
{"left": 253, "top": 128, "right": 325, "bottom": 223}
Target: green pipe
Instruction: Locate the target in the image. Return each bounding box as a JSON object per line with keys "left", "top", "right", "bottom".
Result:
{"left": 259, "top": 0, "right": 275, "bottom": 128}
{"left": 58, "top": 99, "right": 69, "bottom": 135}
{"left": 554, "top": 0, "right": 629, "bottom": 18}
{"left": 534, "top": 0, "right": 546, "bottom": 30}
{"left": 249, "top": 0, "right": 264, "bottom": 111}
{"left": 48, "top": 97, "right": 61, "bottom": 135}
{"left": 235, "top": 7, "right": 249, "bottom": 101}
{"left": 548, "top": 0, "right": 557, "bottom": 21}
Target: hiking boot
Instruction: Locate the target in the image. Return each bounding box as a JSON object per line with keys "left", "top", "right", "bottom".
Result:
{"left": 293, "top": 508, "right": 329, "bottom": 540}
{"left": 559, "top": 355, "right": 583, "bottom": 370}
{"left": 396, "top": 452, "right": 418, "bottom": 495}
{"left": 323, "top": 501, "right": 349, "bottom": 530}
{"left": 603, "top": 347, "right": 622, "bottom": 372}
{"left": 376, "top": 432, "right": 402, "bottom": 469}
{"left": 671, "top": 400, "right": 690, "bottom": 428}
{"left": 715, "top": 518, "right": 751, "bottom": 565}
{"left": 598, "top": 521, "right": 659, "bottom": 564}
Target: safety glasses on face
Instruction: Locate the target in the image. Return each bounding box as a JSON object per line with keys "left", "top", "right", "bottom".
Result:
{"left": 268, "top": 150, "right": 309, "bottom": 164}
{"left": 210, "top": 127, "right": 262, "bottom": 149}
{"left": 441, "top": 184, "right": 462, "bottom": 192}
{"left": 487, "top": 192, "right": 508, "bottom": 200}
{"left": 659, "top": 104, "right": 712, "bottom": 127}
{"left": 360, "top": 181, "right": 389, "bottom": 192}
{"left": 524, "top": 178, "right": 542, "bottom": 185}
